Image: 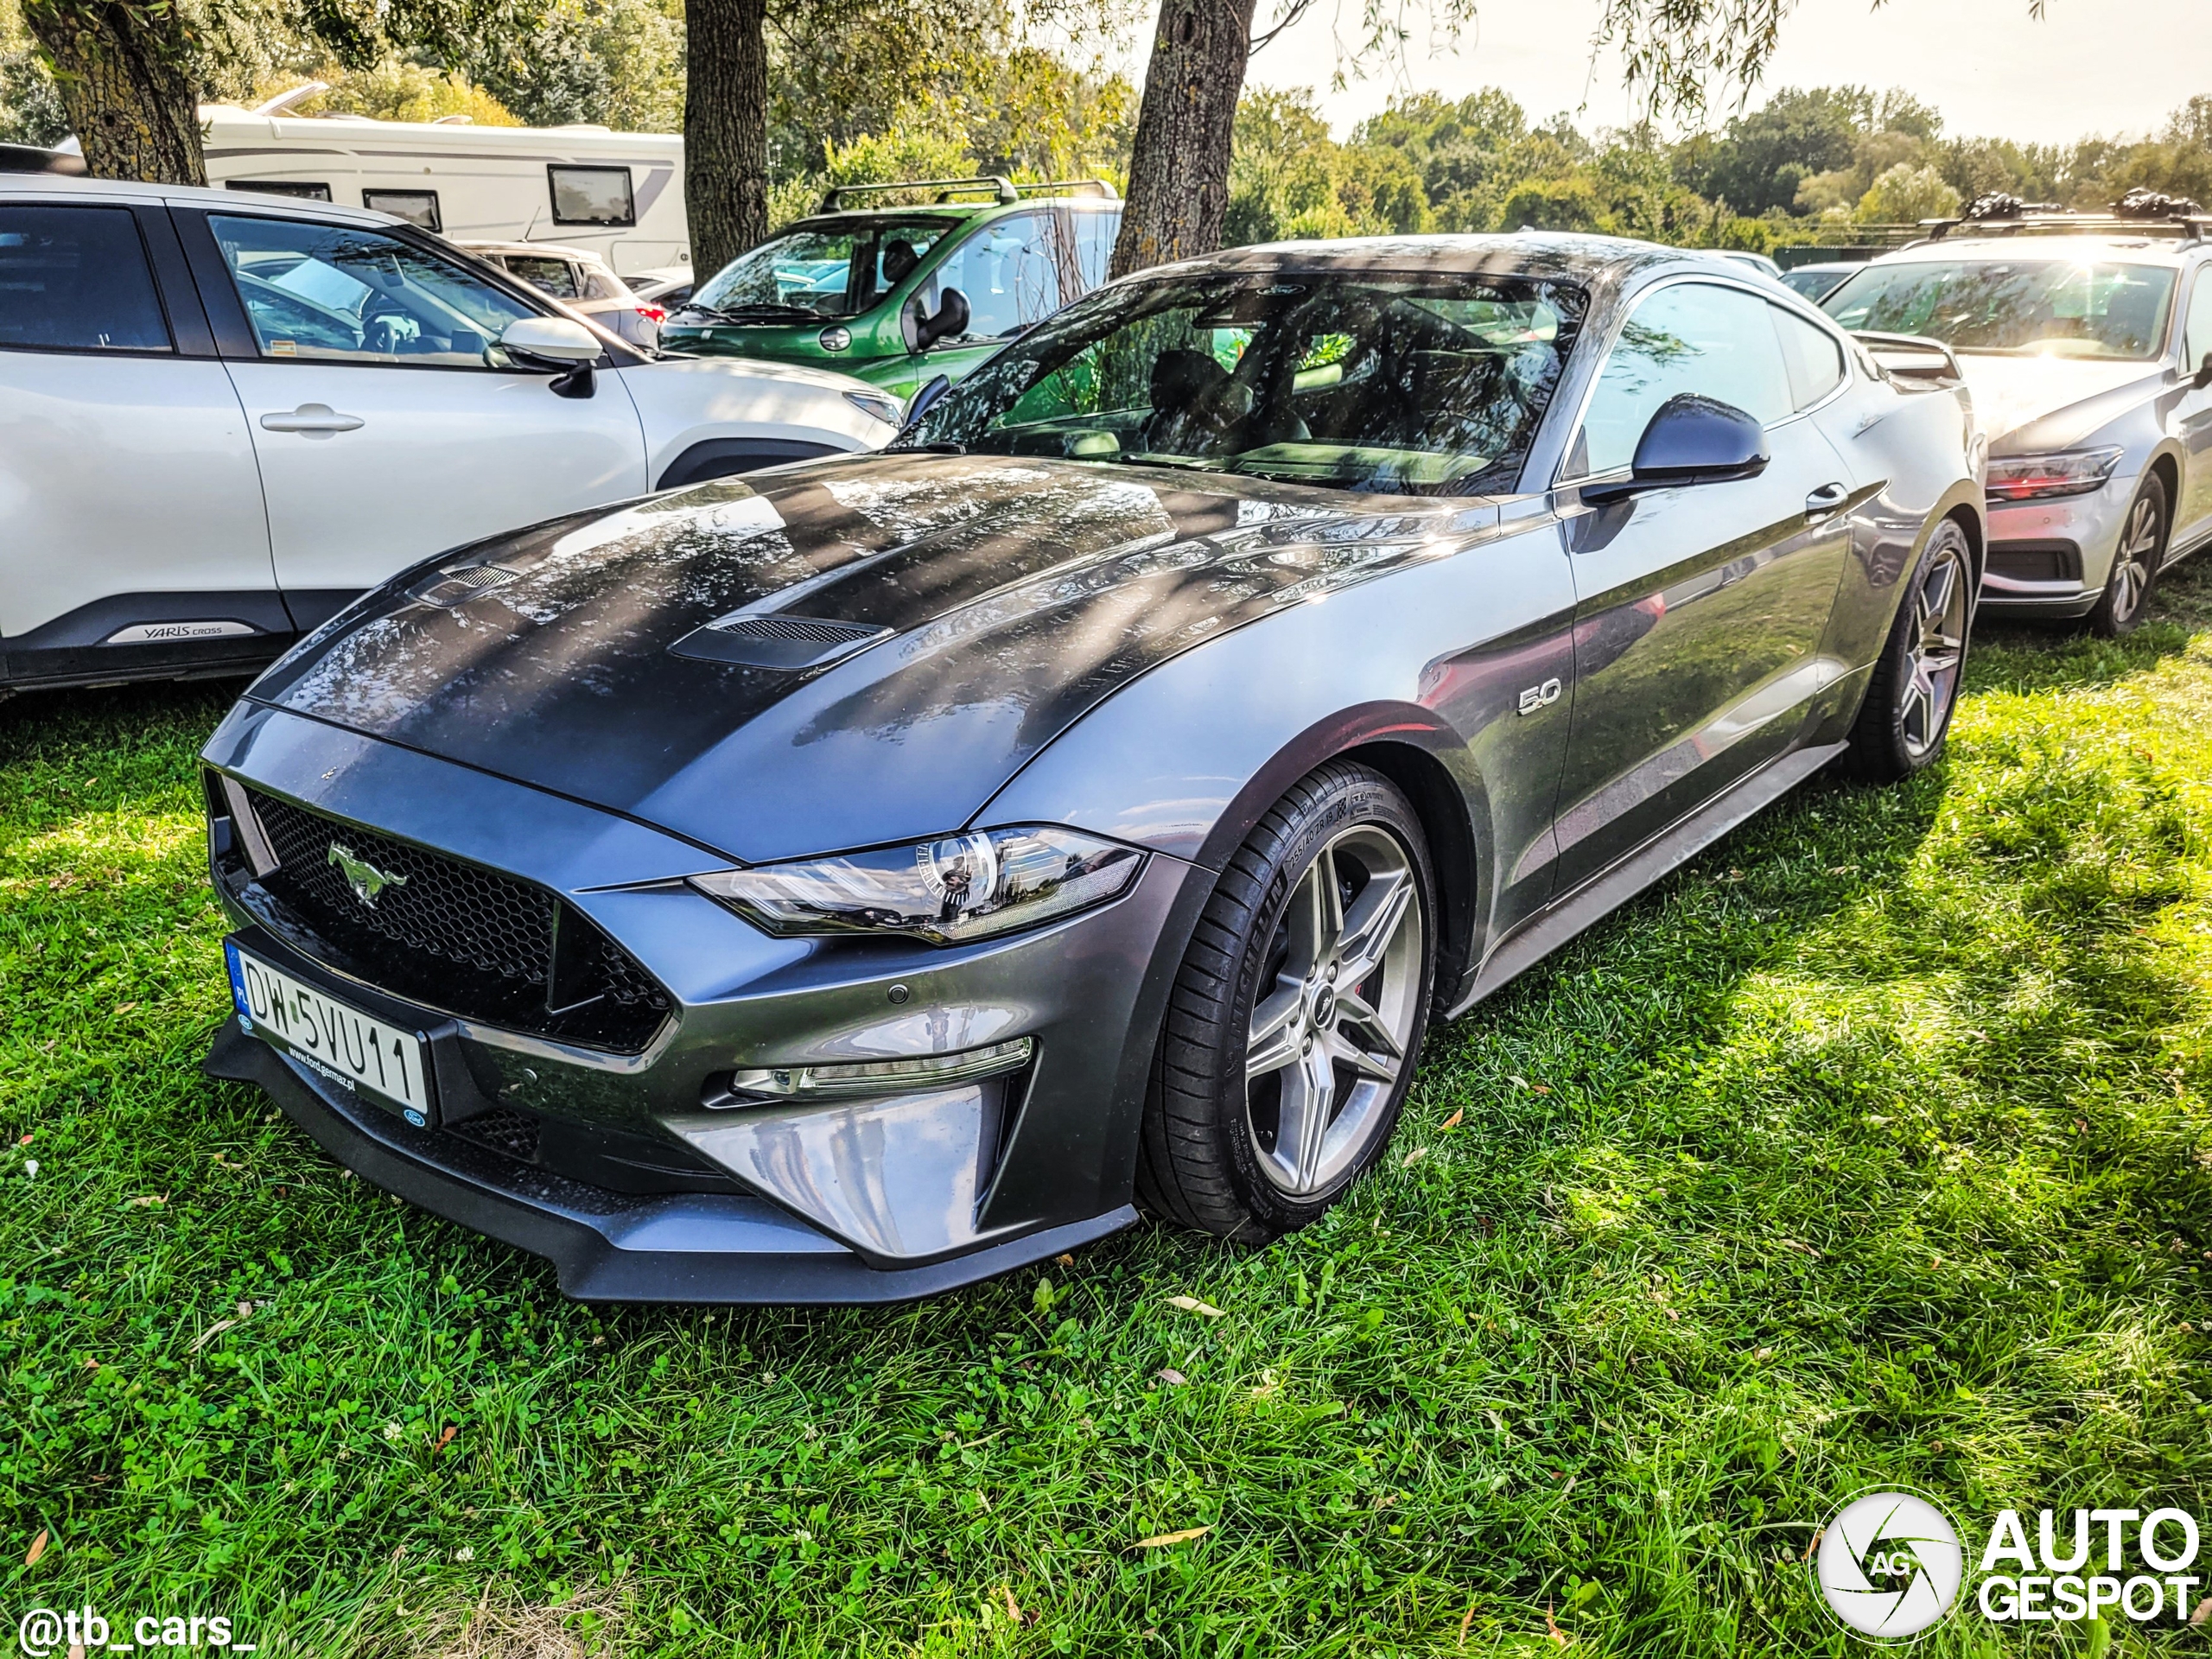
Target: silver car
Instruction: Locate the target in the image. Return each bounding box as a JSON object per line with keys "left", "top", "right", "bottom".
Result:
{"left": 1822, "top": 219, "right": 2212, "bottom": 633}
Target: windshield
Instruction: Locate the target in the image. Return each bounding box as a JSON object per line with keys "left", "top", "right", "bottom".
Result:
{"left": 904, "top": 271, "right": 1586, "bottom": 496}
{"left": 1821, "top": 258, "right": 2177, "bottom": 360}
{"left": 687, "top": 218, "right": 956, "bottom": 321}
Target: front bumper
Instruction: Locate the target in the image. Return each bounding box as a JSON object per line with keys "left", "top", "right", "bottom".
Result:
{"left": 200, "top": 702, "right": 1202, "bottom": 1302}
{"left": 206, "top": 1015, "right": 1135, "bottom": 1302}
{"left": 1978, "top": 474, "right": 2136, "bottom": 614}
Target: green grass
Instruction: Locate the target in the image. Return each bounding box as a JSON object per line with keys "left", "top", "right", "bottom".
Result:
{"left": 3, "top": 569, "right": 2210, "bottom": 1657}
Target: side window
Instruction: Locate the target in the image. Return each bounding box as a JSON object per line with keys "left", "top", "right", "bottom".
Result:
{"left": 1573, "top": 282, "right": 1795, "bottom": 476}
{"left": 582, "top": 270, "right": 624, "bottom": 302}
{"left": 923, "top": 214, "right": 1065, "bottom": 340}
{"left": 2185, "top": 270, "right": 2212, "bottom": 370}
{"left": 0, "top": 205, "right": 171, "bottom": 353}
{"left": 362, "top": 189, "right": 441, "bottom": 232}
{"left": 1072, "top": 210, "right": 1118, "bottom": 295}
{"left": 549, "top": 165, "right": 636, "bottom": 228}
{"left": 1771, "top": 304, "right": 1847, "bottom": 409}
{"left": 207, "top": 214, "right": 539, "bottom": 367}
{"left": 505, "top": 255, "right": 582, "bottom": 300}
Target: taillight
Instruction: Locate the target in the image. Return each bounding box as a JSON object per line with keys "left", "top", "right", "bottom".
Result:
{"left": 637, "top": 305, "right": 667, "bottom": 323}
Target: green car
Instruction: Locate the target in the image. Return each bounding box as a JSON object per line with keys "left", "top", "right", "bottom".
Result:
{"left": 659, "top": 177, "right": 1122, "bottom": 402}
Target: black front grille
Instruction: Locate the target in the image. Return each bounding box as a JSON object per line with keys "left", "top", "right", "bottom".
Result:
{"left": 1989, "top": 538, "right": 2083, "bottom": 584}
{"left": 234, "top": 787, "right": 670, "bottom": 1052}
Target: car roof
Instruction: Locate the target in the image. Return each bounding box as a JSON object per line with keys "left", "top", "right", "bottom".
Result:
{"left": 1118, "top": 232, "right": 1720, "bottom": 288}
{"left": 0, "top": 168, "right": 410, "bottom": 226}
{"left": 795, "top": 194, "right": 1121, "bottom": 229}
{"left": 1866, "top": 233, "right": 2201, "bottom": 267}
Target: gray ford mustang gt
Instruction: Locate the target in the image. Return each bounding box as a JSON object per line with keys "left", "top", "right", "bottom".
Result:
{"left": 200, "top": 235, "right": 1986, "bottom": 1302}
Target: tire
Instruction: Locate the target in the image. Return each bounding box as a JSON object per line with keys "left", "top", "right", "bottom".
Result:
{"left": 2088, "top": 473, "right": 2168, "bottom": 638}
{"left": 1136, "top": 760, "right": 1437, "bottom": 1243}
{"left": 1841, "top": 517, "right": 1974, "bottom": 784}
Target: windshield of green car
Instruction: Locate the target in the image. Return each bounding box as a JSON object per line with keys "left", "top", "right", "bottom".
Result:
{"left": 902, "top": 271, "right": 1586, "bottom": 497}
{"left": 683, "top": 218, "right": 956, "bottom": 321}
{"left": 1821, "top": 257, "right": 2177, "bottom": 360}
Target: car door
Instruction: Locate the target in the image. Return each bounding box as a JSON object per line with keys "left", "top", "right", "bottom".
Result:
{"left": 908, "top": 212, "right": 1069, "bottom": 383}
{"left": 178, "top": 207, "right": 649, "bottom": 626}
{"left": 2171, "top": 263, "right": 2212, "bottom": 554}
{"left": 1550, "top": 277, "right": 1857, "bottom": 891}
{"left": 0, "top": 196, "right": 280, "bottom": 680}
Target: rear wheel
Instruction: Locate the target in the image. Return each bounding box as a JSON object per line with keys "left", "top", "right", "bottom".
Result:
{"left": 2088, "top": 474, "right": 2167, "bottom": 638}
{"left": 1137, "top": 761, "right": 1436, "bottom": 1243}
{"left": 1842, "top": 518, "right": 1974, "bottom": 784}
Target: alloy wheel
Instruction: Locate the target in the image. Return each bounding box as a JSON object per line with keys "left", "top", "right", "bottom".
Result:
{"left": 2107, "top": 493, "right": 2162, "bottom": 626}
{"left": 1898, "top": 538, "right": 1969, "bottom": 759}
{"left": 1244, "top": 824, "right": 1425, "bottom": 1196}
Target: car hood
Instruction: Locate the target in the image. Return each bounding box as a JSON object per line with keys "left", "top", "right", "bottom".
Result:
{"left": 248, "top": 454, "right": 1494, "bottom": 866}
{"left": 1953, "top": 353, "right": 2166, "bottom": 451}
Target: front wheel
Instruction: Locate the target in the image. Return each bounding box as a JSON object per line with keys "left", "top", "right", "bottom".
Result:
{"left": 1841, "top": 517, "right": 1974, "bottom": 784}
{"left": 1137, "top": 761, "right": 1437, "bottom": 1244}
{"left": 2088, "top": 474, "right": 2167, "bottom": 638}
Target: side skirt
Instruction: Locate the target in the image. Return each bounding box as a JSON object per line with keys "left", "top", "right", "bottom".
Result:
{"left": 1446, "top": 740, "right": 1848, "bottom": 1019}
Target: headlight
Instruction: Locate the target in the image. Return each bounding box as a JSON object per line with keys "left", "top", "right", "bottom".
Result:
{"left": 1986, "top": 445, "right": 2124, "bottom": 502}
{"left": 689, "top": 826, "right": 1144, "bottom": 944}
{"left": 843, "top": 388, "right": 902, "bottom": 425}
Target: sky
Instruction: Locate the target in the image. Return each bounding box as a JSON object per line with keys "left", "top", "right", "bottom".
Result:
{"left": 1207, "top": 0, "right": 2212, "bottom": 145}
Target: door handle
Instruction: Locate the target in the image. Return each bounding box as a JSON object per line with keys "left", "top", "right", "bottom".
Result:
{"left": 260, "top": 404, "right": 365, "bottom": 436}
{"left": 1804, "top": 481, "right": 1850, "bottom": 518}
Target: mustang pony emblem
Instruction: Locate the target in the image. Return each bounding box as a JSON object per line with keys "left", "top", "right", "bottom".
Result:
{"left": 327, "top": 842, "right": 407, "bottom": 907}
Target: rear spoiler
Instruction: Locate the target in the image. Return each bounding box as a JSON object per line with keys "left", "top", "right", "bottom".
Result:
{"left": 1852, "top": 330, "right": 1964, "bottom": 387}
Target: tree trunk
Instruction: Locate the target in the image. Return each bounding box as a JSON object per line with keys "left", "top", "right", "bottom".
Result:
{"left": 1108, "top": 0, "right": 1260, "bottom": 278}
{"left": 22, "top": 1, "right": 203, "bottom": 184}
{"left": 684, "top": 0, "right": 771, "bottom": 278}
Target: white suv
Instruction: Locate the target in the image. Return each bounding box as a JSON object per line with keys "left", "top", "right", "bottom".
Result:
{"left": 0, "top": 175, "right": 901, "bottom": 695}
{"left": 461, "top": 240, "right": 666, "bottom": 348}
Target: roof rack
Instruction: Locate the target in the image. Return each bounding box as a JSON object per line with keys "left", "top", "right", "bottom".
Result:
{"left": 817, "top": 175, "right": 1118, "bottom": 213}
{"left": 1915, "top": 198, "right": 2212, "bottom": 248}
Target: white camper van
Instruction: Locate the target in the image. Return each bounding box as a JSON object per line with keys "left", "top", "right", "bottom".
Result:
{"left": 196, "top": 89, "right": 689, "bottom": 276}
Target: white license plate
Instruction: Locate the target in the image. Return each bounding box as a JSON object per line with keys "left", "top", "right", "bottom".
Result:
{"left": 226, "top": 941, "right": 432, "bottom": 1121}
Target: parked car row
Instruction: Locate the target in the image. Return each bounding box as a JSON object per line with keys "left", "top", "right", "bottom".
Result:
{"left": 10, "top": 158, "right": 2210, "bottom": 1304}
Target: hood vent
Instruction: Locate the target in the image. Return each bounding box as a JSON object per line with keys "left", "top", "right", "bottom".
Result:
{"left": 406, "top": 563, "right": 520, "bottom": 607}
{"left": 671, "top": 613, "right": 893, "bottom": 671}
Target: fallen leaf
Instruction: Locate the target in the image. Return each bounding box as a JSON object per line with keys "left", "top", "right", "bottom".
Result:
{"left": 1402, "top": 1147, "right": 1428, "bottom": 1167}
{"left": 189, "top": 1318, "right": 239, "bottom": 1354}
{"left": 1440, "top": 1109, "right": 1464, "bottom": 1131}
{"left": 1531, "top": 1084, "right": 1552, "bottom": 1096}
{"left": 1054, "top": 1254, "right": 1074, "bottom": 1268}
{"left": 1132, "top": 1526, "right": 1211, "bottom": 1548}
{"left": 1166, "top": 1295, "right": 1224, "bottom": 1319}
{"left": 2191, "top": 1596, "right": 2210, "bottom": 1627}
{"left": 26, "top": 1529, "right": 47, "bottom": 1567}
{"left": 16, "top": 1134, "right": 29, "bottom": 1147}
{"left": 1000, "top": 1585, "right": 1022, "bottom": 1624}
{"left": 1457, "top": 1599, "right": 1477, "bottom": 1649}
{"left": 237, "top": 1300, "right": 253, "bottom": 1319}
{"left": 125, "top": 1195, "right": 164, "bottom": 1208}
{"left": 1154, "top": 1369, "right": 1187, "bottom": 1387}
{"left": 1754, "top": 1347, "right": 1773, "bottom": 1361}
{"left": 115, "top": 1002, "right": 137, "bottom": 1015}
{"left": 432, "top": 1424, "right": 458, "bottom": 1455}
{"left": 1802, "top": 1528, "right": 1824, "bottom": 1562}
{"left": 1545, "top": 1603, "right": 1573, "bottom": 1648}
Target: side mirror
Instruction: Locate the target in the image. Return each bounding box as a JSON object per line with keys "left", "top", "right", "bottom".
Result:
{"left": 904, "top": 286, "right": 971, "bottom": 353}
{"left": 1583, "top": 394, "right": 1769, "bottom": 504}
{"left": 905, "top": 373, "right": 951, "bottom": 428}
{"left": 500, "top": 315, "right": 601, "bottom": 363}
{"left": 2195, "top": 350, "right": 2212, "bottom": 390}
{"left": 499, "top": 316, "right": 601, "bottom": 398}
